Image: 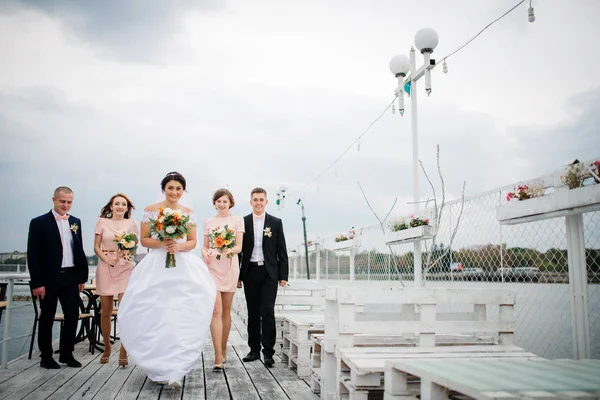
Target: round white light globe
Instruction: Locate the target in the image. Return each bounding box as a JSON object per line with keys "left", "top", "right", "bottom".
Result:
{"left": 389, "top": 54, "right": 410, "bottom": 77}
{"left": 414, "top": 27, "right": 439, "bottom": 53}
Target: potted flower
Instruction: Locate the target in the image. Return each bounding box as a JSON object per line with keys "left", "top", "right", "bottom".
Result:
{"left": 497, "top": 161, "right": 600, "bottom": 225}
{"left": 385, "top": 214, "right": 436, "bottom": 245}
{"left": 330, "top": 228, "right": 360, "bottom": 251}
{"left": 301, "top": 240, "right": 316, "bottom": 252}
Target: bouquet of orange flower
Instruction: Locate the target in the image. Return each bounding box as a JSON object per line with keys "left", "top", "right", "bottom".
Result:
{"left": 148, "top": 208, "right": 192, "bottom": 268}
{"left": 113, "top": 232, "right": 139, "bottom": 262}
{"left": 208, "top": 225, "right": 236, "bottom": 260}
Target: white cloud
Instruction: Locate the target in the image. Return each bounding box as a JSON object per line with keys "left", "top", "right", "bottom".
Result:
{"left": 1, "top": 0, "right": 599, "bottom": 254}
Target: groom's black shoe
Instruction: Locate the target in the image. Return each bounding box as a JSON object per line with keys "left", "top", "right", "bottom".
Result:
{"left": 40, "top": 357, "right": 61, "bottom": 369}
{"left": 264, "top": 356, "right": 275, "bottom": 367}
{"left": 59, "top": 354, "right": 82, "bottom": 368}
{"left": 242, "top": 352, "right": 260, "bottom": 362}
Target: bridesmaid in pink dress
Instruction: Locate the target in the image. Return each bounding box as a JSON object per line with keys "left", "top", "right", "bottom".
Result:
{"left": 202, "top": 189, "right": 244, "bottom": 370}
{"left": 93, "top": 193, "right": 138, "bottom": 367}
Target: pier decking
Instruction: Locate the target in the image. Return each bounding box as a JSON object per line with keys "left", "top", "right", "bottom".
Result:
{"left": 0, "top": 314, "right": 319, "bottom": 399}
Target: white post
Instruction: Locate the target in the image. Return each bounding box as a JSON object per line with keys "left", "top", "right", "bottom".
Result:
{"left": 1, "top": 278, "right": 15, "bottom": 368}
{"left": 410, "top": 47, "right": 423, "bottom": 287}
{"left": 349, "top": 248, "right": 356, "bottom": 282}
{"left": 293, "top": 254, "right": 298, "bottom": 279}
{"left": 316, "top": 243, "right": 321, "bottom": 282}
{"left": 565, "top": 214, "right": 591, "bottom": 359}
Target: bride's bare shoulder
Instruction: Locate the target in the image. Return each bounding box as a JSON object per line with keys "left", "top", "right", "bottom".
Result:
{"left": 180, "top": 205, "right": 194, "bottom": 214}
{"left": 144, "top": 203, "right": 162, "bottom": 212}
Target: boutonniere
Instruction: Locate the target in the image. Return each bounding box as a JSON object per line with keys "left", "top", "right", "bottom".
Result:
{"left": 264, "top": 227, "right": 272, "bottom": 238}
{"left": 70, "top": 223, "right": 79, "bottom": 234}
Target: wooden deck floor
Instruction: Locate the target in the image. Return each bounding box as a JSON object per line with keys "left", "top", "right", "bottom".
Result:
{"left": 0, "top": 314, "right": 319, "bottom": 400}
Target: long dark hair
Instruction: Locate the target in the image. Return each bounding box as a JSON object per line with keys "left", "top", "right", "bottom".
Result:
{"left": 161, "top": 171, "right": 186, "bottom": 191}
{"left": 99, "top": 193, "right": 135, "bottom": 219}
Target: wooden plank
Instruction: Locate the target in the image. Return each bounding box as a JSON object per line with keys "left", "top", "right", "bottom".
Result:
{"left": 135, "top": 373, "right": 163, "bottom": 400}
{"left": 0, "top": 355, "right": 40, "bottom": 384}
{"left": 203, "top": 345, "right": 231, "bottom": 400}
{"left": 222, "top": 345, "right": 260, "bottom": 400}
{"left": 181, "top": 356, "right": 204, "bottom": 400}
{"left": 114, "top": 366, "right": 148, "bottom": 400}
{"left": 232, "top": 345, "right": 288, "bottom": 400}
{"left": 265, "top": 350, "right": 320, "bottom": 400}
{"left": 45, "top": 344, "right": 121, "bottom": 400}
{"left": 2, "top": 346, "right": 91, "bottom": 399}
{"left": 90, "top": 362, "right": 135, "bottom": 400}
{"left": 21, "top": 346, "right": 104, "bottom": 400}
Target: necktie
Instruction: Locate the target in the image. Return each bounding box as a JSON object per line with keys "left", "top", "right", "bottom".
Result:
{"left": 253, "top": 214, "right": 264, "bottom": 221}
{"left": 56, "top": 214, "right": 69, "bottom": 220}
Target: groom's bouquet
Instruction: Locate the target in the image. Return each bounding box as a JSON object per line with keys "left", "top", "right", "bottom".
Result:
{"left": 208, "top": 225, "right": 236, "bottom": 260}
{"left": 148, "top": 208, "right": 191, "bottom": 268}
{"left": 113, "top": 232, "right": 139, "bottom": 263}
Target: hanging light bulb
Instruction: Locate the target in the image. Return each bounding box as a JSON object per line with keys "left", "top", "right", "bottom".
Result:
{"left": 442, "top": 60, "right": 448, "bottom": 74}
{"left": 391, "top": 103, "right": 396, "bottom": 114}
{"left": 528, "top": 0, "right": 535, "bottom": 22}
{"left": 357, "top": 140, "right": 361, "bottom": 152}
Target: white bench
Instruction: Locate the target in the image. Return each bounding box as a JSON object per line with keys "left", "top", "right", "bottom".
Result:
{"left": 322, "top": 286, "right": 518, "bottom": 400}
{"left": 384, "top": 359, "right": 600, "bottom": 400}
{"left": 281, "top": 314, "right": 325, "bottom": 377}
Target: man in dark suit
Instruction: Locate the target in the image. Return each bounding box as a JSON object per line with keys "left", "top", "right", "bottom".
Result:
{"left": 238, "top": 187, "right": 288, "bottom": 367}
{"left": 27, "top": 186, "right": 89, "bottom": 369}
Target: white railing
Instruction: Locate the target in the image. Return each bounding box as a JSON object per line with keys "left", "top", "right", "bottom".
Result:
{"left": 0, "top": 273, "right": 30, "bottom": 368}
{"left": 288, "top": 165, "right": 600, "bottom": 360}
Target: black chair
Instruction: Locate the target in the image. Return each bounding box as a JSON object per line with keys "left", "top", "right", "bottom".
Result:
{"left": 28, "top": 281, "right": 96, "bottom": 359}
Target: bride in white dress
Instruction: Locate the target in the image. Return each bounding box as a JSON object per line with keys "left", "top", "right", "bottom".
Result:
{"left": 118, "top": 172, "right": 216, "bottom": 388}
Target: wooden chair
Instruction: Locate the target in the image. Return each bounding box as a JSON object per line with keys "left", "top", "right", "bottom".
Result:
{"left": 28, "top": 281, "right": 96, "bottom": 359}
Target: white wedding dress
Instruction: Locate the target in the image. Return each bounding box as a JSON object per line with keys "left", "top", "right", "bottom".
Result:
{"left": 117, "top": 211, "right": 216, "bottom": 383}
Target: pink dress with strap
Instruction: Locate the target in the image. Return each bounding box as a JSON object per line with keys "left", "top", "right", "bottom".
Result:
{"left": 94, "top": 218, "right": 139, "bottom": 296}
{"left": 203, "top": 216, "right": 245, "bottom": 292}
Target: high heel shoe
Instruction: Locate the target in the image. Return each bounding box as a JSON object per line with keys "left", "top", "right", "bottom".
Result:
{"left": 213, "top": 363, "right": 224, "bottom": 372}
{"left": 100, "top": 346, "right": 111, "bottom": 364}
{"left": 118, "top": 348, "right": 128, "bottom": 368}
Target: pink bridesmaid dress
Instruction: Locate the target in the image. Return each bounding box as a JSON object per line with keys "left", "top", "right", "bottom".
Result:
{"left": 203, "top": 216, "right": 245, "bottom": 292}
{"left": 94, "top": 218, "right": 138, "bottom": 296}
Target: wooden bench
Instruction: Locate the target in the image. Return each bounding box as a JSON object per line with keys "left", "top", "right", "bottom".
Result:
{"left": 232, "top": 280, "right": 325, "bottom": 355}
{"left": 385, "top": 358, "right": 600, "bottom": 399}
{"left": 322, "top": 286, "right": 519, "bottom": 400}
{"left": 310, "top": 333, "right": 324, "bottom": 394}
{"left": 281, "top": 314, "right": 325, "bottom": 377}
{"left": 339, "top": 346, "right": 540, "bottom": 399}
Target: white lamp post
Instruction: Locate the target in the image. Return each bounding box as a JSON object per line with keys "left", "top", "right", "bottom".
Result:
{"left": 390, "top": 27, "right": 439, "bottom": 286}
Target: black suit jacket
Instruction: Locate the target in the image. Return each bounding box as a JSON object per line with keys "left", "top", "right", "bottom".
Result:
{"left": 27, "top": 211, "right": 89, "bottom": 290}
{"left": 239, "top": 213, "right": 288, "bottom": 282}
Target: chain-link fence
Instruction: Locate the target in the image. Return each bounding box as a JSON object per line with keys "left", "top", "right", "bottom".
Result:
{"left": 288, "top": 183, "right": 600, "bottom": 360}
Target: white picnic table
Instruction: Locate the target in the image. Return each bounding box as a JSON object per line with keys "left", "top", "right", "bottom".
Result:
{"left": 385, "top": 358, "right": 600, "bottom": 399}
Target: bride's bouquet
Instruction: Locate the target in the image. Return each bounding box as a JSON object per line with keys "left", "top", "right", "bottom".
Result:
{"left": 208, "top": 225, "right": 236, "bottom": 260}
{"left": 113, "top": 232, "right": 139, "bottom": 263}
{"left": 148, "top": 208, "right": 191, "bottom": 268}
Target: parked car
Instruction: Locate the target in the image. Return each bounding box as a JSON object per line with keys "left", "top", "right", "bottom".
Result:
{"left": 450, "top": 262, "right": 463, "bottom": 272}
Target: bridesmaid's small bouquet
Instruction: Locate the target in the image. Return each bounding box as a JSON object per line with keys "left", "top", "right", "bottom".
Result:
{"left": 114, "top": 232, "right": 139, "bottom": 262}
{"left": 208, "top": 225, "right": 236, "bottom": 260}
{"left": 149, "top": 208, "right": 192, "bottom": 268}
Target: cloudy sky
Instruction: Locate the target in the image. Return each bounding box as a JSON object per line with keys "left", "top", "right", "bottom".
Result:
{"left": 1, "top": 0, "right": 599, "bottom": 255}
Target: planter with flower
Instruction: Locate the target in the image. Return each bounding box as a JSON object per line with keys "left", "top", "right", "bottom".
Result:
{"left": 497, "top": 160, "right": 600, "bottom": 225}
{"left": 301, "top": 240, "right": 317, "bottom": 252}
{"left": 330, "top": 227, "right": 361, "bottom": 251}
{"left": 385, "top": 214, "right": 436, "bottom": 245}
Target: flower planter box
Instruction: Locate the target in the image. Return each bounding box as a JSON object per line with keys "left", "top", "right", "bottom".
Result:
{"left": 329, "top": 238, "right": 360, "bottom": 251}
{"left": 496, "top": 184, "right": 600, "bottom": 225}
{"left": 384, "top": 225, "right": 436, "bottom": 245}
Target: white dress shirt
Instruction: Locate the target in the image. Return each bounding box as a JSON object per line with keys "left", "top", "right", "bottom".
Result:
{"left": 250, "top": 213, "right": 265, "bottom": 264}
{"left": 52, "top": 209, "right": 74, "bottom": 268}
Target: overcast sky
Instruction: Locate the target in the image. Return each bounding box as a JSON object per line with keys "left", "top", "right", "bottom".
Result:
{"left": 1, "top": 0, "right": 599, "bottom": 255}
